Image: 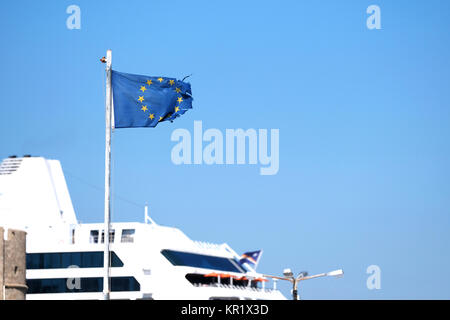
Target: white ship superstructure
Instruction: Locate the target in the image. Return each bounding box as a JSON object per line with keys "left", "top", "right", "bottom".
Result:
{"left": 0, "top": 155, "right": 285, "bottom": 300}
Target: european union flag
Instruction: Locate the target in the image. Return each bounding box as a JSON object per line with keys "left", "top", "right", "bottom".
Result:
{"left": 111, "top": 70, "right": 193, "bottom": 128}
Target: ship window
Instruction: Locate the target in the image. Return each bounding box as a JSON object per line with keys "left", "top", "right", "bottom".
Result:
{"left": 90, "top": 230, "right": 99, "bottom": 243}
{"left": 27, "top": 277, "right": 140, "bottom": 294}
{"left": 70, "top": 252, "right": 82, "bottom": 267}
{"left": 101, "top": 229, "right": 115, "bottom": 243}
{"left": 62, "top": 252, "right": 72, "bottom": 267}
{"left": 26, "top": 251, "right": 124, "bottom": 269}
{"left": 121, "top": 229, "right": 135, "bottom": 243}
{"left": 161, "top": 250, "right": 244, "bottom": 273}
{"left": 185, "top": 273, "right": 257, "bottom": 288}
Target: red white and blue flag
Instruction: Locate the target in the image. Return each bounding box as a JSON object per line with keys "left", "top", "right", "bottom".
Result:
{"left": 239, "top": 250, "right": 263, "bottom": 269}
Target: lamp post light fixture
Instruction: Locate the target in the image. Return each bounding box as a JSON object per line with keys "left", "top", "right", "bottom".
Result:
{"left": 282, "top": 268, "right": 294, "bottom": 278}
{"left": 264, "top": 268, "right": 344, "bottom": 300}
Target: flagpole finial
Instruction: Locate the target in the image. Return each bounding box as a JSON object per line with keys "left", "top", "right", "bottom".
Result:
{"left": 100, "top": 56, "right": 107, "bottom": 63}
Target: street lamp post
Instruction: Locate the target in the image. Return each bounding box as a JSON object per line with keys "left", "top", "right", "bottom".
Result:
{"left": 292, "top": 272, "right": 307, "bottom": 300}
{"left": 264, "top": 268, "right": 344, "bottom": 300}
{"left": 282, "top": 268, "right": 307, "bottom": 300}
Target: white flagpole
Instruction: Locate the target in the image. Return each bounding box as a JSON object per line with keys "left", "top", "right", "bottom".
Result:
{"left": 103, "top": 49, "right": 112, "bottom": 300}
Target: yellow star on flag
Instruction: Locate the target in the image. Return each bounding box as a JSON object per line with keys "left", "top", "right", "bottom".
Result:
{"left": 140, "top": 86, "right": 147, "bottom": 92}
{"left": 175, "top": 106, "right": 180, "bottom": 112}
{"left": 157, "top": 77, "right": 163, "bottom": 83}
{"left": 146, "top": 79, "right": 153, "bottom": 86}
{"left": 177, "top": 97, "right": 183, "bottom": 103}
{"left": 175, "top": 87, "right": 181, "bottom": 93}
{"left": 141, "top": 105, "right": 148, "bottom": 112}
{"left": 169, "top": 80, "right": 175, "bottom": 85}
{"left": 138, "top": 96, "right": 144, "bottom": 103}
{"left": 159, "top": 116, "right": 163, "bottom": 122}
{"left": 149, "top": 113, "right": 155, "bottom": 120}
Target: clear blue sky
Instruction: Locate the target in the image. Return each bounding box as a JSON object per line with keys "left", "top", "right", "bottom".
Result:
{"left": 1, "top": 0, "right": 449, "bottom": 299}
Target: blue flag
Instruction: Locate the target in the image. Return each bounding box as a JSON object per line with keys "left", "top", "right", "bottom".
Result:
{"left": 239, "top": 250, "right": 263, "bottom": 269}
{"left": 111, "top": 70, "right": 193, "bottom": 128}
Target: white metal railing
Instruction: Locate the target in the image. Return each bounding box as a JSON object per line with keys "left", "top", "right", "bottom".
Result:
{"left": 192, "top": 282, "right": 275, "bottom": 293}
{"left": 192, "top": 240, "right": 223, "bottom": 251}
{"left": 0, "top": 159, "right": 22, "bottom": 175}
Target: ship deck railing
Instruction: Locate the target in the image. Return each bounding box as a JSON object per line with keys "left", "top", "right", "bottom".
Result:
{"left": 192, "top": 283, "right": 276, "bottom": 293}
